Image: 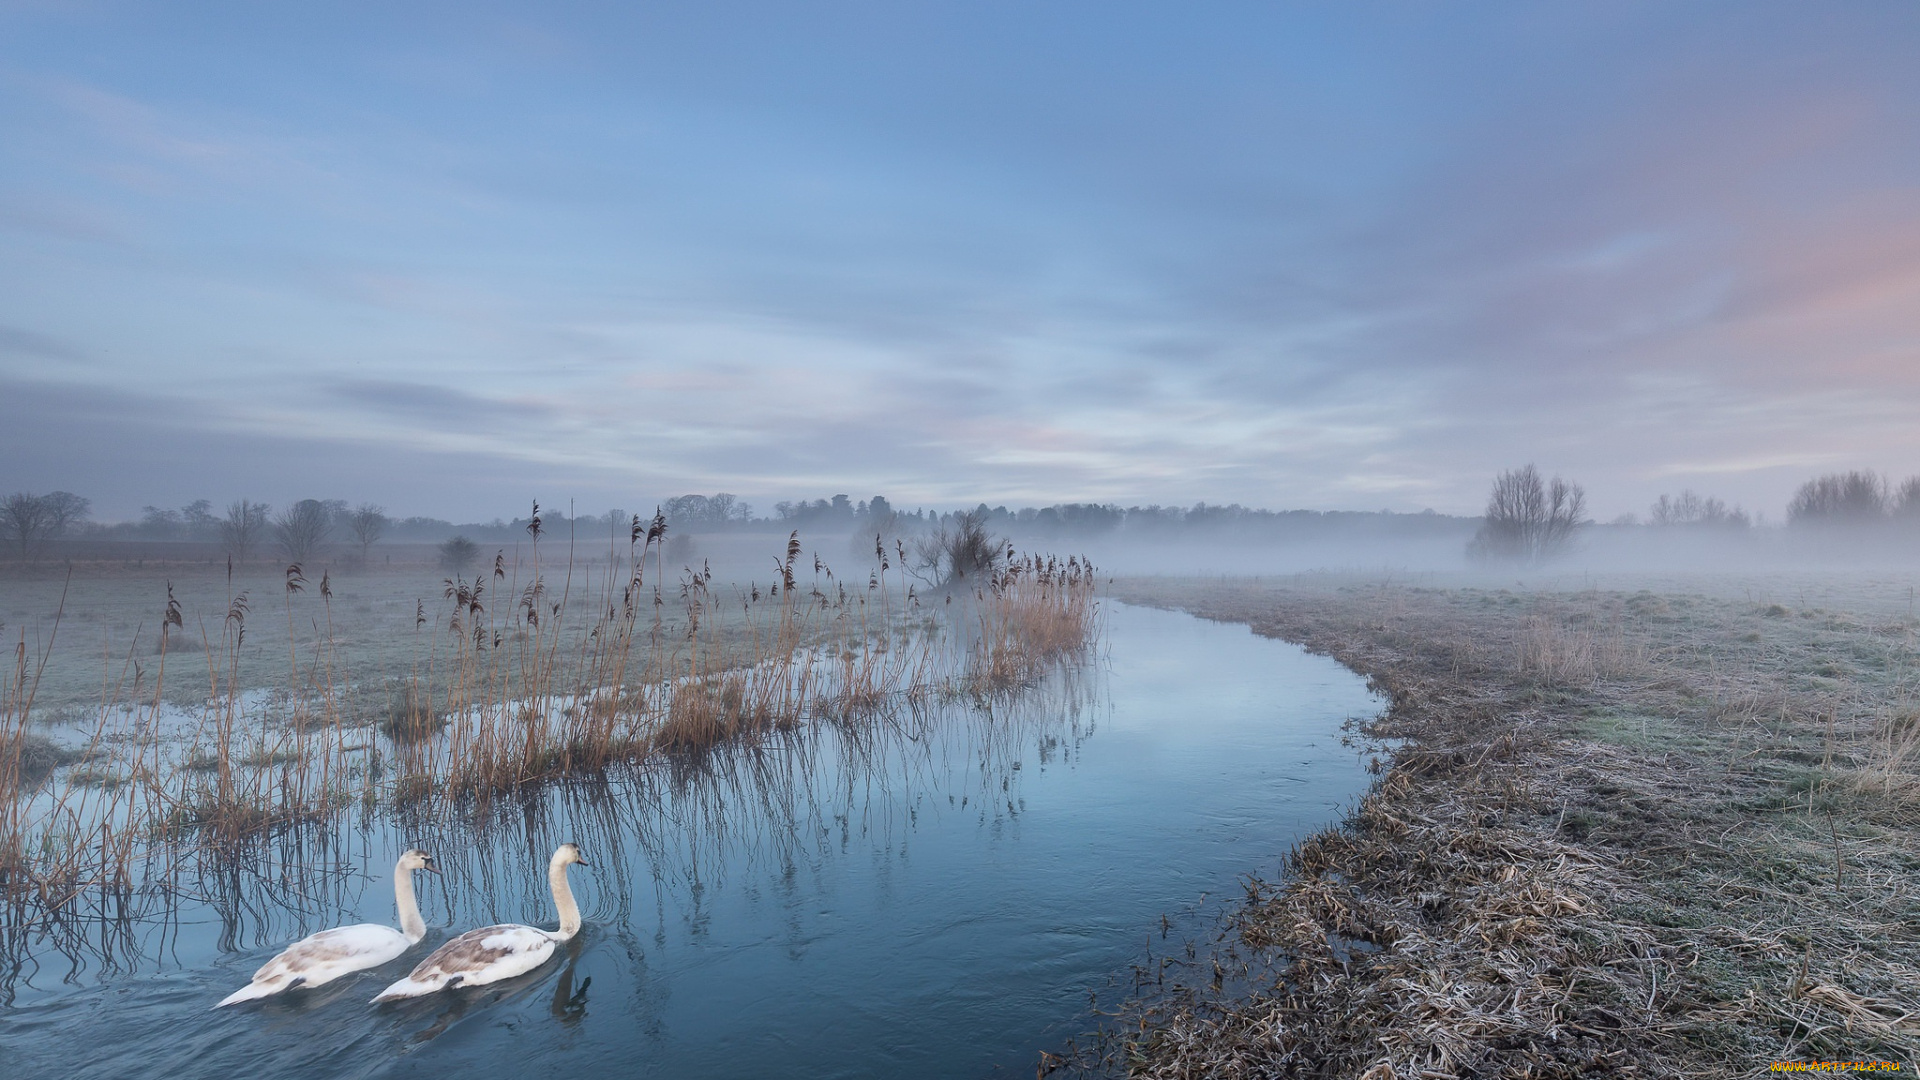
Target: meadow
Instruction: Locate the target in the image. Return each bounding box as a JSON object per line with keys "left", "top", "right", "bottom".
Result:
{"left": 0, "top": 527, "right": 1099, "bottom": 927}
{"left": 17, "top": 539, "right": 1916, "bottom": 1076}
{"left": 1096, "top": 571, "right": 1920, "bottom": 1076}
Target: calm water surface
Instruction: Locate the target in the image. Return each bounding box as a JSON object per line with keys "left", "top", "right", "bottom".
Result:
{"left": 3, "top": 602, "right": 1380, "bottom": 1079}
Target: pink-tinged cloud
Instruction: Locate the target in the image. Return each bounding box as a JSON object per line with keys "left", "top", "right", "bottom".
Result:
{"left": 2, "top": 2, "right": 1919, "bottom": 522}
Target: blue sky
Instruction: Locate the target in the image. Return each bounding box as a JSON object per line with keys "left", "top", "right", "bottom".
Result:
{"left": 3, "top": 2, "right": 1919, "bottom": 521}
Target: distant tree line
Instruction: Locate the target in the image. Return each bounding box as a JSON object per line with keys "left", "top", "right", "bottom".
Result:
{"left": 1786, "top": 471, "right": 1920, "bottom": 527}
{"left": 1459, "top": 464, "right": 1920, "bottom": 566}
{"left": 1646, "top": 490, "right": 1752, "bottom": 529}
{"left": 10, "top": 465, "right": 1917, "bottom": 568}
{"left": 0, "top": 493, "right": 393, "bottom": 566}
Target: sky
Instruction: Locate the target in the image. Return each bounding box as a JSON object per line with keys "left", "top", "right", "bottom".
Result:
{"left": 2, "top": 2, "right": 1918, "bottom": 523}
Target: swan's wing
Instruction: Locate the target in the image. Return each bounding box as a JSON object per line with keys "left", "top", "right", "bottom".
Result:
{"left": 254, "top": 925, "right": 409, "bottom": 980}
{"left": 418, "top": 924, "right": 555, "bottom": 985}
{"left": 374, "top": 924, "right": 555, "bottom": 1000}
{"left": 218, "top": 924, "right": 409, "bottom": 1006}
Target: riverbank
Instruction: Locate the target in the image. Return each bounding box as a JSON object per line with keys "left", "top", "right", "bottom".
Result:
{"left": 1092, "top": 575, "right": 1920, "bottom": 1077}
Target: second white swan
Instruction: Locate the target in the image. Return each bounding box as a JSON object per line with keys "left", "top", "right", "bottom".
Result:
{"left": 371, "top": 843, "right": 588, "bottom": 1002}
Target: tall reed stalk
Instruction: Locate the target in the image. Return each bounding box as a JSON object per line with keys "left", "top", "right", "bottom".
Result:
{"left": 0, "top": 529, "right": 1099, "bottom": 924}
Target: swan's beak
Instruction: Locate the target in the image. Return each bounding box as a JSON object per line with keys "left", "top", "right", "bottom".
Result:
{"left": 423, "top": 861, "right": 442, "bottom": 875}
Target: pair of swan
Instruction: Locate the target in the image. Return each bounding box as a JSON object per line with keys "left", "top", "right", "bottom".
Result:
{"left": 215, "top": 844, "right": 589, "bottom": 1008}
{"left": 373, "top": 843, "right": 587, "bottom": 1002}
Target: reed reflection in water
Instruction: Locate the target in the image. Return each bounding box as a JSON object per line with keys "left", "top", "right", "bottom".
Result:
{"left": 4, "top": 603, "right": 1379, "bottom": 1080}
{"left": 1, "top": 654, "right": 1100, "bottom": 1009}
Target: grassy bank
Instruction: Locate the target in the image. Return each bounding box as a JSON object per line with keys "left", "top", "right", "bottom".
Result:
{"left": 1090, "top": 576, "right": 1920, "bottom": 1077}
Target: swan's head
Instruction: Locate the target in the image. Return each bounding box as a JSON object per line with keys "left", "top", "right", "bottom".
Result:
{"left": 553, "top": 842, "right": 589, "bottom": 868}
{"left": 399, "top": 848, "right": 440, "bottom": 875}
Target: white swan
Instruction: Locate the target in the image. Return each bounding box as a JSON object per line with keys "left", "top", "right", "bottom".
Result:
{"left": 372, "top": 843, "right": 588, "bottom": 1002}
{"left": 216, "top": 848, "right": 438, "bottom": 1007}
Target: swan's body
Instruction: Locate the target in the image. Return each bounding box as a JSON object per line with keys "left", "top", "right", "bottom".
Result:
{"left": 373, "top": 843, "right": 587, "bottom": 1002}
{"left": 217, "top": 849, "right": 437, "bottom": 1007}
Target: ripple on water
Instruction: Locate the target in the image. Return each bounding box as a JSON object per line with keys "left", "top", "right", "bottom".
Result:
{"left": 3, "top": 602, "right": 1382, "bottom": 1080}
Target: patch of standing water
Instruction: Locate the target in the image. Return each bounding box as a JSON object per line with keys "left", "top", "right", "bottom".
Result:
{"left": 1, "top": 602, "right": 1383, "bottom": 1079}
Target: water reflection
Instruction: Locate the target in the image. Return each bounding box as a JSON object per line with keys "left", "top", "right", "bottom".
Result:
{"left": 2, "top": 655, "right": 1098, "bottom": 1008}
{"left": 3, "top": 604, "right": 1380, "bottom": 1080}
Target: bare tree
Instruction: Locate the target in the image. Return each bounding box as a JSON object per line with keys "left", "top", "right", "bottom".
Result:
{"left": 2, "top": 493, "right": 52, "bottom": 561}
{"left": 1894, "top": 476, "right": 1920, "bottom": 522}
{"left": 274, "top": 499, "right": 334, "bottom": 562}
{"left": 41, "top": 491, "right": 90, "bottom": 539}
{"left": 180, "top": 499, "right": 218, "bottom": 539}
{"left": 1788, "top": 471, "right": 1888, "bottom": 525}
{"left": 0, "top": 491, "right": 89, "bottom": 561}
{"left": 347, "top": 503, "right": 388, "bottom": 564}
{"left": 141, "top": 505, "right": 184, "bottom": 538}
{"left": 909, "top": 509, "right": 1002, "bottom": 588}
{"left": 220, "top": 499, "right": 270, "bottom": 565}
{"left": 1467, "top": 465, "right": 1586, "bottom": 564}
{"left": 1648, "top": 490, "right": 1749, "bottom": 529}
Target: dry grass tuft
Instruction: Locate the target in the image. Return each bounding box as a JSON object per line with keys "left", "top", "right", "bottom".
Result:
{"left": 653, "top": 674, "right": 773, "bottom": 752}
{"left": 378, "top": 683, "right": 447, "bottom": 743}
{"left": 1516, "top": 612, "right": 1646, "bottom": 687}
{"left": 1855, "top": 705, "right": 1920, "bottom": 803}
{"left": 7, "top": 732, "right": 67, "bottom": 788}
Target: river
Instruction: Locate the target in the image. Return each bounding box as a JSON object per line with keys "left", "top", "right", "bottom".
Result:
{"left": 3, "top": 601, "right": 1381, "bottom": 1079}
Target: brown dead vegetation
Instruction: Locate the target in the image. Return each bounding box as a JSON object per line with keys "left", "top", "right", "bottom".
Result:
{"left": 0, "top": 531, "right": 1100, "bottom": 923}
{"left": 1081, "top": 577, "right": 1920, "bottom": 1077}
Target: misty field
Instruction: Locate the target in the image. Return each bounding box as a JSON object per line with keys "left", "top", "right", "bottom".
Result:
{"left": 11, "top": 552, "right": 1920, "bottom": 1076}
{"left": 1, "top": 531, "right": 1098, "bottom": 914}
{"left": 1095, "top": 571, "right": 1920, "bottom": 1076}
{"left": 1, "top": 532, "right": 915, "bottom": 714}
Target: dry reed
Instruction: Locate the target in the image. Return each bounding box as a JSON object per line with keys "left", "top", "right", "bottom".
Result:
{"left": 0, "top": 526, "right": 1101, "bottom": 925}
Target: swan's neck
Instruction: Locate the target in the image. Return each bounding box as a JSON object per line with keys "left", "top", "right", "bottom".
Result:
{"left": 549, "top": 857, "right": 581, "bottom": 941}
{"left": 394, "top": 861, "right": 426, "bottom": 943}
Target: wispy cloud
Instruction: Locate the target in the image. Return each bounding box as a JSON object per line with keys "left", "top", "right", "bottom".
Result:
{"left": 1, "top": 3, "right": 1917, "bottom": 520}
{"left": 327, "top": 379, "right": 557, "bottom": 427}
{"left": 0, "top": 323, "right": 87, "bottom": 364}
